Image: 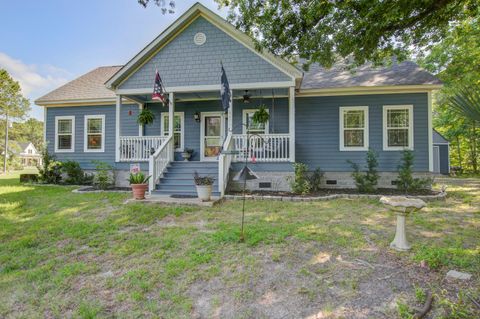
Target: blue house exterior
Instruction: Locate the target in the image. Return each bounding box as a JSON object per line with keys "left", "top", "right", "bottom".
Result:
{"left": 36, "top": 3, "right": 442, "bottom": 196}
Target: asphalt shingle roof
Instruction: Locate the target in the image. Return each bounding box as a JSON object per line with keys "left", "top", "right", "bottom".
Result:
{"left": 300, "top": 61, "right": 442, "bottom": 90}
{"left": 35, "top": 66, "right": 122, "bottom": 104}
{"left": 35, "top": 61, "right": 440, "bottom": 104}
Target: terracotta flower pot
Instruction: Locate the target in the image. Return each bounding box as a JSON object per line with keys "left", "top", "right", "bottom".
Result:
{"left": 131, "top": 183, "right": 148, "bottom": 200}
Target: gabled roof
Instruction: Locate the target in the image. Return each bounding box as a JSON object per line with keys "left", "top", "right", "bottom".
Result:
{"left": 301, "top": 61, "right": 442, "bottom": 90}
{"left": 105, "top": 2, "right": 303, "bottom": 89}
{"left": 35, "top": 66, "right": 121, "bottom": 105}
{"left": 433, "top": 129, "right": 449, "bottom": 144}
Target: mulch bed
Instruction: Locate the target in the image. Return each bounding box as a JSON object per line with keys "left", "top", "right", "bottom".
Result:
{"left": 74, "top": 186, "right": 131, "bottom": 192}
{"left": 228, "top": 188, "right": 438, "bottom": 197}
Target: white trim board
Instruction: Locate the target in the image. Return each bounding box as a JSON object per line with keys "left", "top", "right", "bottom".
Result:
{"left": 84, "top": 115, "right": 106, "bottom": 153}
{"left": 339, "top": 106, "right": 369, "bottom": 151}
{"left": 55, "top": 115, "right": 75, "bottom": 153}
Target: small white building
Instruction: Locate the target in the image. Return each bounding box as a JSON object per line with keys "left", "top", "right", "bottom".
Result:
{"left": 13, "top": 142, "right": 42, "bottom": 167}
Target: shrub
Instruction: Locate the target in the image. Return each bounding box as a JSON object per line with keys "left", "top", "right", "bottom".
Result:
{"left": 396, "top": 150, "right": 432, "bottom": 193}
{"left": 38, "top": 147, "right": 63, "bottom": 184}
{"left": 20, "top": 174, "right": 38, "bottom": 183}
{"left": 308, "top": 168, "right": 324, "bottom": 193}
{"left": 288, "top": 162, "right": 311, "bottom": 195}
{"left": 348, "top": 149, "right": 379, "bottom": 193}
{"left": 92, "top": 160, "right": 114, "bottom": 190}
{"left": 62, "top": 160, "right": 91, "bottom": 185}
{"left": 137, "top": 108, "right": 155, "bottom": 125}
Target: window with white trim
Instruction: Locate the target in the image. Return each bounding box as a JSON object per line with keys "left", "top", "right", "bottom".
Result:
{"left": 243, "top": 109, "right": 269, "bottom": 134}
{"left": 383, "top": 105, "right": 414, "bottom": 150}
{"left": 161, "top": 112, "right": 184, "bottom": 151}
{"left": 55, "top": 116, "right": 75, "bottom": 152}
{"left": 339, "top": 106, "right": 369, "bottom": 151}
{"left": 84, "top": 115, "right": 105, "bottom": 152}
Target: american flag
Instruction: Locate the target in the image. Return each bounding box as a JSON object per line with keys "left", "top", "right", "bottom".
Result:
{"left": 152, "top": 69, "right": 168, "bottom": 106}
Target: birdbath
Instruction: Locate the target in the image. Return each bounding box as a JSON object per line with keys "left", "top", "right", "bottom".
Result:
{"left": 380, "top": 196, "right": 426, "bottom": 251}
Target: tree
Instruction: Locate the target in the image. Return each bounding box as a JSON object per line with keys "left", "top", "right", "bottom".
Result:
{"left": 7, "top": 118, "right": 44, "bottom": 148}
{"left": 138, "top": 0, "right": 175, "bottom": 14}
{"left": 214, "top": 0, "right": 478, "bottom": 69}
{"left": 0, "top": 69, "right": 30, "bottom": 173}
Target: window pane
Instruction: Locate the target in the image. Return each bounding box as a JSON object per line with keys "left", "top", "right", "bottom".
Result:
{"left": 246, "top": 112, "right": 265, "bottom": 132}
{"left": 174, "top": 132, "right": 181, "bottom": 149}
{"left": 58, "top": 119, "right": 72, "bottom": 134}
{"left": 344, "top": 130, "right": 364, "bottom": 147}
{"left": 387, "top": 109, "right": 409, "bottom": 127}
{"left": 87, "top": 134, "right": 102, "bottom": 149}
{"left": 58, "top": 135, "right": 72, "bottom": 149}
{"left": 388, "top": 129, "right": 409, "bottom": 147}
{"left": 87, "top": 118, "right": 102, "bottom": 133}
{"left": 344, "top": 110, "right": 364, "bottom": 128}
{"left": 174, "top": 115, "right": 181, "bottom": 131}
{"left": 163, "top": 116, "right": 169, "bottom": 134}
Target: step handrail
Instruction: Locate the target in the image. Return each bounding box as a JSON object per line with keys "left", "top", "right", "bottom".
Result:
{"left": 148, "top": 134, "right": 174, "bottom": 193}
{"left": 218, "top": 132, "right": 233, "bottom": 197}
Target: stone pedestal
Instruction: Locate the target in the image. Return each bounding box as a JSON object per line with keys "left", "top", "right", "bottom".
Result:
{"left": 380, "top": 196, "right": 426, "bottom": 252}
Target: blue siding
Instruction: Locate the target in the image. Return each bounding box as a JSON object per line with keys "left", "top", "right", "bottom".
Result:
{"left": 46, "top": 105, "right": 117, "bottom": 169}
{"left": 232, "top": 98, "right": 289, "bottom": 134}
{"left": 295, "top": 93, "right": 429, "bottom": 172}
{"left": 120, "top": 104, "right": 140, "bottom": 136}
{"left": 143, "top": 104, "right": 162, "bottom": 136}
{"left": 119, "top": 16, "right": 291, "bottom": 90}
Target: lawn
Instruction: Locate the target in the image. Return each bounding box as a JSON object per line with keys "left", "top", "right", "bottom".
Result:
{"left": 0, "top": 172, "right": 478, "bottom": 318}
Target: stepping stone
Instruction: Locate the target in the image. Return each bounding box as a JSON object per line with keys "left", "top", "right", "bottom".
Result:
{"left": 446, "top": 270, "right": 472, "bottom": 280}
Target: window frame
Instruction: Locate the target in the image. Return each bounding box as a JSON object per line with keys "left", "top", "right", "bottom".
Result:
{"left": 242, "top": 109, "right": 269, "bottom": 135}
{"left": 83, "top": 115, "right": 105, "bottom": 153}
{"left": 55, "top": 115, "right": 75, "bottom": 153}
{"left": 383, "top": 105, "right": 414, "bottom": 151}
{"left": 339, "top": 106, "right": 369, "bottom": 151}
{"left": 160, "top": 112, "right": 185, "bottom": 152}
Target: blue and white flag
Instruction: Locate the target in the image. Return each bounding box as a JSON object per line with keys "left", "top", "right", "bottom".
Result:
{"left": 220, "top": 63, "right": 231, "bottom": 112}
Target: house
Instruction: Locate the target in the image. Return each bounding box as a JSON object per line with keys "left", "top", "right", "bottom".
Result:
{"left": 35, "top": 3, "right": 441, "bottom": 196}
{"left": 433, "top": 129, "right": 450, "bottom": 175}
{"left": 11, "top": 142, "right": 42, "bottom": 167}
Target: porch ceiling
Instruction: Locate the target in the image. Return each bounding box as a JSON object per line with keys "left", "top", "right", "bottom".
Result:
{"left": 125, "top": 88, "right": 288, "bottom": 104}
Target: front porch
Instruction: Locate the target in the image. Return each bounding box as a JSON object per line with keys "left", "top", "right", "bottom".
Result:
{"left": 115, "top": 86, "right": 296, "bottom": 195}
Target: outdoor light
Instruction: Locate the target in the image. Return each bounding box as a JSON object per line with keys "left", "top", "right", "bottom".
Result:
{"left": 243, "top": 90, "right": 251, "bottom": 103}
{"left": 194, "top": 112, "right": 200, "bottom": 122}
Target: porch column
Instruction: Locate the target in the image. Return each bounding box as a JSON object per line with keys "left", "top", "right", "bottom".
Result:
{"left": 115, "top": 95, "right": 121, "bottom": 162}
{"left": 168, "top": 92, "right": 175, "bottom": 161}
{"left": 228, "top": 89, "right": 233, "bottom": 133}
{"left": 138, "top": 103, "right": 144, "bottom": 136}
{"left": 289, "top": 86, "right": 295, "bottom": 162}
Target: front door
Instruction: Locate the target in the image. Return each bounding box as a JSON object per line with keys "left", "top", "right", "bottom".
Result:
{"left": 200, "top": 112, "right": 224, "bottom": 161}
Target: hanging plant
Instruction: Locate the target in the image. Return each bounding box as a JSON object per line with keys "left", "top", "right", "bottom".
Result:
{"left": 252, "top": 105, "right": 269, "bottom": 124}
{"left": 137, "top": 108, "right": 155, "bottom": 125}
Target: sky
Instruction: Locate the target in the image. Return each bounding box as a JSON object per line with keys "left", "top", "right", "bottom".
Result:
{"left": 0, "top": 0, "right": 228, "bottom": 120}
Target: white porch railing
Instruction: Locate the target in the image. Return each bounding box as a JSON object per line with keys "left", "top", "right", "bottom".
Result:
{"left": 119, "top": 136, "right": 167, "bottom": 162}
{"left": 232, "top": 134, "right": 290, "bottom": 162}
{"left": 149, "top": 135, "right": 174, "bottom": 193}
{"left": 218, "top": 132, "right": 234, "bottom": 196}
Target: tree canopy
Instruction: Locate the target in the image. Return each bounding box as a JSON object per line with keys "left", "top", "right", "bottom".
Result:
{"left": 215, "top": 0, "right": 478, "bottom": 69}
{"left": 0, "top": 69, "right": 30, "bottom": 121}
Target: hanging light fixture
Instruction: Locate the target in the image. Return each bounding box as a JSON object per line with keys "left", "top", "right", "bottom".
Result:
{"left": 242, "top": 90, "right": 251, "bottom": 104}
{"left": 194, "top": 112, "right": 200, "bottom": 123}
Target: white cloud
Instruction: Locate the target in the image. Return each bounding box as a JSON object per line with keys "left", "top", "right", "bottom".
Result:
{"left": 0, "top": 52, "right": 72, "bottom": 120}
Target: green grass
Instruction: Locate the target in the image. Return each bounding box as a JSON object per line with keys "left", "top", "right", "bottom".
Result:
{"left": 0, "top": 171, "right": 478, "bottom": 318}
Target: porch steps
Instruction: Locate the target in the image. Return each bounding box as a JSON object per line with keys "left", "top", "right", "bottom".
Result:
{"left": 152, "top": 161, "right": 220, "bottom": 196}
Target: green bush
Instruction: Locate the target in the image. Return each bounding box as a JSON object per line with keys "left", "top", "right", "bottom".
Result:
{"left": 92, "top": 161, "right": 114, "bottom": 190}
{"left": 308, "top": 168, "right": 324, "bottom": 193}
{"left": 396, "top": 150, "right": 432, "bottom": 193}
{"left": 348, "top": 149, "right": 379, "bottom": 193}
{"left": 38, "top": 147, "right": 62, "bottom": 184}
{"left": 62, "top": 160, "right": 92, "bottom": 185}
{"left": 288, "top": 162, "right": 311, "bottom": 195}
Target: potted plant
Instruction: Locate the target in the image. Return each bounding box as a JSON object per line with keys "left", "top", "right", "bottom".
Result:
{"left": 137, "top": 108, "right": 155, "bottom": 126}
{"left": 128, "top": 170, "right": 151, "bottom": 200}
{"left": 252, "top": 105, "right": 270, "bottom": 125}
{"left": 193, "top": 171, "right": 215, "bottom": 201}
{"left": 181, "top": 148, "right": 194, "bottom": 161}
